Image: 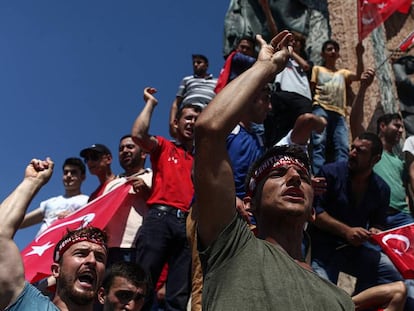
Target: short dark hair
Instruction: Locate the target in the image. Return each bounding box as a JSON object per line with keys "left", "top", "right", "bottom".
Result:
{"left": 238, "top": 36, "right": 256, "bottom": 47}
{"left": 322, "top": 39, "right": 340, "bottom": 52}
{"left": 376, "top": 113, "right": 402, "bottom": 134}
{"left": 53, "top": 227, "right": 108, "bottom": 263}
{"left": 120, "top": 134, "right": 132, "bottom": 142}
{"left": 245, "top": 145, "right": 311, "bottom": 197}
{"left": 63, "top": 157, "right": 86, "bottom": 175}
{"left": 192, "top": 54, "right": 208, "bottom": 64}
{"left": 357, "top": 132, "right": 383, "bottom": 157}
{"left": 101, "top": 261, "right": 150, "bottom": 296}
{"left": 176, "top": 104, "right": 203, "bottom": 120}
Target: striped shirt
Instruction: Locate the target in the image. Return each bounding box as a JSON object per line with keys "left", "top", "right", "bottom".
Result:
{"left": 176, "top": 74, "right": 217, "bottom": 109}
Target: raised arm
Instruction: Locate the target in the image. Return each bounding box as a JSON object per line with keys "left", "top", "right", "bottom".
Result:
{"left": 355, "top": 43, "right": 365, "bottom": 81}
{"left": 19, "top": 207, "right": 44, "bottom": 229}
{"left": 349, "top": 68, "right": 375, "bottom": 139}
{"left": 290, "top": 113, "right": 326, "bottom": 145}
{"left": 258, "top": 0, "right": 278, "bottom": 37}
{"left": 194, "top": 31, "right": 292, "bottom": 247}
{"left": 169, "top": 96, "right": 183, "bottom": 138}
{"left": 0, "top": 158, "right": 53, "bottom": 310}
{"left": 131, "top": 87, "right": 160, "bottom": 153}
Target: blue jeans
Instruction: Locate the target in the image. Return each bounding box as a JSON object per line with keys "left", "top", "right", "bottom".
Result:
{"left": 311, "top": 106, "right": 349, "bottom": 175}
{"left": 135, "top": 206, "right": 191, "bottom": 311}
{"left": 311, "top": 244, "right": 402, "bottom": 294}
{"left": 385, "top": 211, "right": 414, "bottom": 229}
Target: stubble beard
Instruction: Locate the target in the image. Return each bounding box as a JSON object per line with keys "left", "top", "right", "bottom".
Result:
{"left": 57, "top": 273, "right": 95, "bottom": 306}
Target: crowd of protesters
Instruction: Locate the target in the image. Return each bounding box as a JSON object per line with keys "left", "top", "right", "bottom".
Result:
{"left": 1, "top": 3, "right": 414, "bottom": 311}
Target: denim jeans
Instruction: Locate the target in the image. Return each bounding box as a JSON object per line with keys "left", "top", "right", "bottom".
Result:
{"left": 311, "top": 244, "right": 402, "bottom": 294}
{"left": 311, "top": 106, "right": 349, "bottom": 175}
{"left": 385, "top": 211, "right": 414, "bottom": 229}
{"left": 135, "top": 206, "right": 191, "bottom": 311}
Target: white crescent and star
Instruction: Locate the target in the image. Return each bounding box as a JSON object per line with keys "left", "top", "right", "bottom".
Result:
{"left": 382, "top": 233, "right": 411, "bottom": 256}
{"left": 24, "top": 213, "right": 96, "bottom": 258}
{"left": 25, "top": 241, "right": 55, "bottom": 257}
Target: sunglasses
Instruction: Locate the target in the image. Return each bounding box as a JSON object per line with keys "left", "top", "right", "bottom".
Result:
{"left": 114, "top": 290, "right": 146, "bottom": 303}
{"left": 83, "top": 153, "right": 102, "bottom": 163}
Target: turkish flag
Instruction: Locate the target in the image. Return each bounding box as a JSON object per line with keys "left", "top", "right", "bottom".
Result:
{"left": 214, "top": 50, "right": 237, "bottom": 94}
{"left": 358, "top": 0, "right": 412, "bottom": 41}
{"left": 21, "top": 182, "right": 134, "bottom": 283}
{"left": 371, "top": 222, "right": 414, "bottom": 279}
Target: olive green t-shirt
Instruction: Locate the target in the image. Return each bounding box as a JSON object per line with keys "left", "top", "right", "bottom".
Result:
{"left": 199, "top": 216, "right": 354, "bottom": 310}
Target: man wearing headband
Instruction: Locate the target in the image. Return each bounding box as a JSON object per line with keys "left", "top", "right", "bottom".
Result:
{"left": 0, "top": 158, "right": 108, "bottom": 311}
{"left": 194, "top": 31, "right": 354, "bottom": 309}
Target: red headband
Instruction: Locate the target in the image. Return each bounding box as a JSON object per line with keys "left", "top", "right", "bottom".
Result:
{"left": 54, "top": 235, "right": 107, "bottom": 262}
{"left": 247, "top": 155, "right": 309, "bottom": 197}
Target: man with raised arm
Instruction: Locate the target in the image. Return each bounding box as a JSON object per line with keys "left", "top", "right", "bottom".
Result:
{"left": 194, "top": 31, "right": 353, "bottom": 310}
{"left": 0, "top": 158, "right": 108, "bottom": 311}
{"left": 131, "top": 88, "right": 202, "bottom": 310}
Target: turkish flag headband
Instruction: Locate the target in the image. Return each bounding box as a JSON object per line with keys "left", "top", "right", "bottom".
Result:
{"left": 247, "top": 155, "right": 310, "bottom": 198}
{"left": 54, "top": 234, "right": 107, "bottom": 262}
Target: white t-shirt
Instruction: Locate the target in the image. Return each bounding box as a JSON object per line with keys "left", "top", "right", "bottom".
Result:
{"left": 37, "top": 194, "right": 89, "bottom": 237}
{"left": 403, "top": 136, "right": 414, "bottom": 155}
{"left": 274, "top": 58, "right": 312, "bottom": 100}
{"left": 102, "top": 169, "right": 153, "bottom": 248}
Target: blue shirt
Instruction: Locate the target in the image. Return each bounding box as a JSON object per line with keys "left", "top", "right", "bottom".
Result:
{"left": 229, "top": 52, "right": 256, "bottom": 82}
{"left": 309, "top": 161, "right": 390, "bottom": 249}
{"left": 227, "top": 124, "right": 264, "bottom": 198}
{"left": 6, "top": 282, "right": 58, "bottom": 311}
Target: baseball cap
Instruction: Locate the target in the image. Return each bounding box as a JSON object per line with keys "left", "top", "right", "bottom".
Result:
{"left": 80, "top": 143, "right": 112, "bottom": 157}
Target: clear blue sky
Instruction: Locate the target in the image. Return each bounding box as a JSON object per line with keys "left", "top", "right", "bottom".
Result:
{"left": 0, "top": 1, "right": 230, "bottom": 250}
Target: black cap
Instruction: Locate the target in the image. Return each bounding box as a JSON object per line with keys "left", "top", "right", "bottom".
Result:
{"left": 80, "top": 144, "right": 112, "bottom": 157}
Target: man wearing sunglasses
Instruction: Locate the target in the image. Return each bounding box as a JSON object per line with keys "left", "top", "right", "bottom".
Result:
{"left": 80, "top": 143, "right": 116, "bottom": 202}
{"left": 98, "top": 261, "right": 149, "bottom": 311}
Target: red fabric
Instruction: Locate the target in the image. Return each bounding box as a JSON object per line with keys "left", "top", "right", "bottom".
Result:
{"left": 147, "top": 136, "right": 194, "bottom": 212}
{"left": 358, "top": 0, "right": 412, "bottom": 41}
{"left": 155, "top": 263, "right": 169, "bottom": 292}
{"left": 214, "top": 51, "right": 237, "bottom": 94}
{"left": 399, "top": 30, "right": 414, "bottom": 52}
{"left": 21, "top": 182, "right": 134, "bottom": 283}
{"left": 371, "top": 222, "right": 414, "bottom": 279}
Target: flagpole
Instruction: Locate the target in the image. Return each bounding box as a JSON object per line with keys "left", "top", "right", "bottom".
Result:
{"left": 376, "top": 51, "right": 395, "bottom": 70}
{"left": 377, "top": 30, "right": 414, "bottom": 70}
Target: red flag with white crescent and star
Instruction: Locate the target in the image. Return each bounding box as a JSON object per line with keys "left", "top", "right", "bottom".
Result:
{"left": 21, "top": 182, "right": 134, "bottom": 284}
{"left": 358, "top": 0, "right": 412, "bottom": 41}
{"left": 371, "top": 222, "right": 414, "bottom": 279}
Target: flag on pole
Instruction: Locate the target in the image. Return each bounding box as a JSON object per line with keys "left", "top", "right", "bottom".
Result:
{"left": 371, "top": 222, "right": 414, "bottom": 279}
{"left": 358, "top": 0, "right": 412, "bottom": 41}
{"left": 214, "top": 50, "right": 237, "bottom": 94}
{"left": 21, "top": 182, "right": 134, "bottom": 283}
{"left": 399, "top": 30, "right": 414, "bottom": 52}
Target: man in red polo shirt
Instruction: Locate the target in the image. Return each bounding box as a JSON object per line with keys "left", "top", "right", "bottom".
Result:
{"left": 131, "top": 87, "right": 201, "bottom": 311}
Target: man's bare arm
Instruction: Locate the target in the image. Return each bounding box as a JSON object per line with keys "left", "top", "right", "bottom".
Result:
{"left": 194, "top": 32, "right": 292, "bottom": 247}
{"left": 0, "top": 158, "right": 53, "bottom": 309}
{"left": 349, "top": 68, "right": 375, "bottom": 140}
{"left": 314, "top": 211, "right": 371, "bottom": 247}
{"left": 131, "top": 87, "right": 160, "bottom": 153}
{"left": 19, "top": 207, "right": 43, "bottom": 229}
{"left": 169, "top": 96, "right": 183, "bottom": 138}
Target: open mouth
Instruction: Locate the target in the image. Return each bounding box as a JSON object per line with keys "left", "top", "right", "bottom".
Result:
{"left": 283, "top": 188, "right": 305, "bottom": 200}
{"left": 78, "top": 271, "right": 96, "bottom": 288}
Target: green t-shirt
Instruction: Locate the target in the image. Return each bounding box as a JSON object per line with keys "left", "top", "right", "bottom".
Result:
{"left": 199, "top": 216, "right": 354, "bottom": 310}
{"left": 374, "top": 151, "right": 409, "bottom": 213}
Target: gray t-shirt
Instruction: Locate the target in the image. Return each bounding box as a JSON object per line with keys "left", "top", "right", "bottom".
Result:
{"left": 199, "top": 216, "right": 354, "bottom": 310}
